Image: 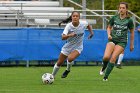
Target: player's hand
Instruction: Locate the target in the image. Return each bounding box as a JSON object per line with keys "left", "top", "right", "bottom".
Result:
{"left": 88, "top": 33, "right": 93, "bottom": 39}
{"left": 108, "top": 35, "right": 112, "bottom": 40}
{"left": 130, "top": 44, "right": 134, "bottom": 51}
{"left": 68, "top": 32, "right": 76, "bottom": 37}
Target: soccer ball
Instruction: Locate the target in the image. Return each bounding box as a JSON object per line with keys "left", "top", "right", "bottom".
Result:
{"left": 42, "top": 73, "right": 54, "bottom": 84}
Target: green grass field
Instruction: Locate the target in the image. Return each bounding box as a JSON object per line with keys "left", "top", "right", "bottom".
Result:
{"left": 0, "top": 66, "right": 140, "bottom": 93}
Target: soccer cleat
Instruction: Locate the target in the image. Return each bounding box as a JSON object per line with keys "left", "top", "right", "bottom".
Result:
{"left": 61, "top": 70, "right": 70, "bottom": 78}
{"left": 116, "top": 64, "right": 122, "bottom": 69}
{"left": 103, "top": 77, "right": 108, "bottom": 81}
{"left": 99, "top": 68, "right": 104, "bottom": 75}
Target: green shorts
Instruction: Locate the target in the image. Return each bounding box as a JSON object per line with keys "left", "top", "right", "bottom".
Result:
{"left": 108, "top": 40, "right": 127, "bottom": 48}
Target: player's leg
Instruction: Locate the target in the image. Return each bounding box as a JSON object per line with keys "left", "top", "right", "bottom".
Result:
{"left": 103, "top": 45, "right": 124, "bottom": 81}
{"left": 100, "top": 42, "right": 115, "bottom": 75}
{"left": 61, "top": 50, "right": 80, "bottom": 78}
{"left": 52, "top": 53, "right": 67, "bottom": 77}
{"left": 116, "top": 51, "right": 124, "bottom": 69}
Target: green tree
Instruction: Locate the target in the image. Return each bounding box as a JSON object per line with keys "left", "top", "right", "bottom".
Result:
{"left": 105, "top": 0, "right": 140, "bottom": 17}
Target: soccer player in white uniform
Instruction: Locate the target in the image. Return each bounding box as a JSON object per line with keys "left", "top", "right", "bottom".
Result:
{"left": 51, "top": 11, "right": 94, "bottom": 78}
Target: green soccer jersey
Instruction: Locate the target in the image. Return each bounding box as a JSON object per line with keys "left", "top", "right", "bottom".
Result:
{"left": 109, "top": 15, "right": 134, "bottom": 42}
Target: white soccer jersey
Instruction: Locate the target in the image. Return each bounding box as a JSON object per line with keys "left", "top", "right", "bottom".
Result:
{"left": 61, "top": 20, "right": 88, "bottom": 56}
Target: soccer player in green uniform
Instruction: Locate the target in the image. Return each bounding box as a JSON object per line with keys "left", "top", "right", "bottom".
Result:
{"left": 99, "top": 2, "right": 134, "bottom": 81}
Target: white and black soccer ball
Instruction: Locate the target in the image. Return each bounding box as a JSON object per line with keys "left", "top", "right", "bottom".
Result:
{"left": 42, "top": 73, "right": 54, "bottom": 84}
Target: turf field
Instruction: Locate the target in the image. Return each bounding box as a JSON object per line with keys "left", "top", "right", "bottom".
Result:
{"left": 0, "top": 66, "right": 140, "bottom": 93}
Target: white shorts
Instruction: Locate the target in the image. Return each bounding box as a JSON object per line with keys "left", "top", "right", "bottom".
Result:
{"left": 61, "top": 47, "right": 83, "bottom": 56}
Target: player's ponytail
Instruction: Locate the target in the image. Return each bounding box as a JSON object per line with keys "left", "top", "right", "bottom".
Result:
{"left": 58, "top": 16, "right": 72, "bottom": 27}
{"left": 58, "top": 11, "right": 80, "bottom": 27}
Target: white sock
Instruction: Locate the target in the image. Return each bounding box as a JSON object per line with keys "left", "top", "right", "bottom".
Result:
{"left": 117, "top": 54, "right": 124, "bottom": 65}
{"left": 66, "top": 60, "right": 73, "bottom": 71}
{"left": 52, "top": 63, "right": 60, "bottom": 77}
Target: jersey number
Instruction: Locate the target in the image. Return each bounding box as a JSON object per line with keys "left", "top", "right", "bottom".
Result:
{"left": 116, "top": 30, "right": 121, "bottom": 36}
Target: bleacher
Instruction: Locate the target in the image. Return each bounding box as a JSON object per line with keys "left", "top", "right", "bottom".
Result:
{"left": 0, "top": 0, "right": 97, "bottom": 66}
{"left": 0, "top": 1, "right": 74, "bottom": 27}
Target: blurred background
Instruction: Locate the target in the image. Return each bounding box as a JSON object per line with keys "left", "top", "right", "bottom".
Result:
{"left": 0, "top": 0, "right": 139, "bottom": 67}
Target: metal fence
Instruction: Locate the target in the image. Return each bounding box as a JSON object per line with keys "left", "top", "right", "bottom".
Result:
{"left": 0, "top": 0, "right": 139, "bottom": 29}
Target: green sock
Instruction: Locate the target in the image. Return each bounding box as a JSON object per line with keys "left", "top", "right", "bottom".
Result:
{"left": 102, "top": 61, "right": 109, "bottom": 71}
{"left": 104, "top": 62, "right": 115, "bottom": 78}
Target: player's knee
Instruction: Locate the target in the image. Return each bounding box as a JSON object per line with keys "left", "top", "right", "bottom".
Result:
{"left": 110, "top": 56, "right": 117, "bottom": 63}
{"left": 67, "top": 57, "right": 74, "bottom": 62}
